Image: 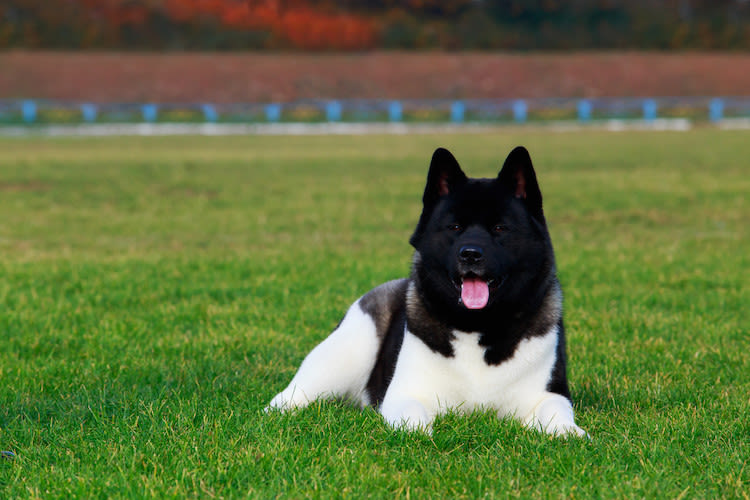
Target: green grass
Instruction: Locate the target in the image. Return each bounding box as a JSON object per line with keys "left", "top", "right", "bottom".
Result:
{"left": 0, "top": 130, "right": 747, "bottom": 498}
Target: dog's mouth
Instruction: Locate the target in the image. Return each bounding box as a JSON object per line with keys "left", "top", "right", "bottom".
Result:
{"left": 456, "top": 274, "right": 506, "bottom": 310}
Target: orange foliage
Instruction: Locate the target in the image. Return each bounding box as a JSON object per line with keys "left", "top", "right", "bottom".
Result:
{"left": 9, "top": 0, "right": 745, "bottom": 50}
{"left": 162, "top": 0, "right": 376, "bottom": 49}
{"left": 278, "top": 8, "right": 376, "bottom": 50}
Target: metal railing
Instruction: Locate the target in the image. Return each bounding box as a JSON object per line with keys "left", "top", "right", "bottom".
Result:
{"left": 1, "top": 97, "right": 749, "bottom": 125}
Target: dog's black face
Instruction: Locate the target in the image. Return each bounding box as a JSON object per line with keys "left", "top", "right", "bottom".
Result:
{"left": 410, "top": 147, "right": 556, "bottom": 329}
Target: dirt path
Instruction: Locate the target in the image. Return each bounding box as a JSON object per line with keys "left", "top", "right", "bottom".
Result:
{"left": 2, "top": 51, "right": 749, "bottom": 103}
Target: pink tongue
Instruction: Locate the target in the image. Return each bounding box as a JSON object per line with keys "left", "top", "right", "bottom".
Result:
{"left": 461, "top": 277, "right": 490, "bottom": 309}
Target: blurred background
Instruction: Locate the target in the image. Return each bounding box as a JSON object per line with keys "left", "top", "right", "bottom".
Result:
{"left": 2, "top": 0, "right": 750, "bottom": 124}
{"left": 4, "top": 1, "right": 750, "bottom": 51}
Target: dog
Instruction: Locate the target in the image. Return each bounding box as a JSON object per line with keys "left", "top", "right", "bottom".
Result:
{"left": 267, "top": 146, "right": 586, "bottom": 437}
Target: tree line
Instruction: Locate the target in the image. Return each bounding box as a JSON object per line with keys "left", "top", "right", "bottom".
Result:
{"left": 2, "top": 0, "right": 749, "bottom": 50}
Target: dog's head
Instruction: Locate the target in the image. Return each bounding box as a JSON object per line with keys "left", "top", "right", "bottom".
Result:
{"left": 410, "top": 147, "right": 555, "bottom": 315}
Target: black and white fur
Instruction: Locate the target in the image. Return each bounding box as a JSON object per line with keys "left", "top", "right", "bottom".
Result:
{"left": 268, "top": 147, "right": 586, "bottom": 437}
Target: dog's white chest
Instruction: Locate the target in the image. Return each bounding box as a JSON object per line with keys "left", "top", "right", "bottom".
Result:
{"left": 382, "top": 326, "right": 559, "bottom": 418}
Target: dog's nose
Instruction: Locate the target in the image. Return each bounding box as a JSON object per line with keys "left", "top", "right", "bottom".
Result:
{"left": 459, "top": 245, "right": 484, "bottom": 264}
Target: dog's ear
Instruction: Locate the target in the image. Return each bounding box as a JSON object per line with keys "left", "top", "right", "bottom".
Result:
{"left": 410, "top": 148, "right": 467, "bottom": 248}
{"left": 498, "top": 146, "right": 544, "bottom": 221}
{"left": 423, "top": 148, "right": 467, "bottom": 206}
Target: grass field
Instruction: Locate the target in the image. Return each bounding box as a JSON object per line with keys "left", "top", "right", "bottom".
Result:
{"left": 0, "top": 130, "right": 747, "bottom": 498}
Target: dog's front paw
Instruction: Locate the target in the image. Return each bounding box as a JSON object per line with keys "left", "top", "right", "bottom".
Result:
{"left": 381, "top": 399, "right": 432, "bottom": 433}
{"left": 264, "top": 393, "right": 289, "bottom": 413}
{"left": 526, "top": 394, "right": 589, "bottom": 439}
{"left": 549, "top": 422, "right": 590, "bottom": 439}
{"left": 265, "top": 387, "right": 311, "bottom": 413}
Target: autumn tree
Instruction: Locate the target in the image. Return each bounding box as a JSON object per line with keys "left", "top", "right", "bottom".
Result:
{"left": 0, "top": 0, "right": 748, "bottom": 49}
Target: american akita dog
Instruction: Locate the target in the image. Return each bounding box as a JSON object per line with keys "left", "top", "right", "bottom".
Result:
{"left": 268, "top": 146, "right": 586, "bottom": 437}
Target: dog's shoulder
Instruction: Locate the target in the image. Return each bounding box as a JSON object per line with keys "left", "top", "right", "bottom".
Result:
{"left": 358, "top": 278, "right": 409, "bottom": 338}
{"left": 358, "top": 279, "right": 410, "bottom": 406}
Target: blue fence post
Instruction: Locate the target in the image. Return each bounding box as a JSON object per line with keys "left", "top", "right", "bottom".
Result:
{"left": 22, "top": 100, "right": 37, "bottom": 123}
{"left": 265, "top": 103, "right": 281, "bottom": 122}
{"left": 142, "top": 104, "right": 158, "bottom": 123}
{"left": 451, "top": 101, "right": 465, "bottom": 123}
{"left": 389, "top": 101, "right": 402, "bottom": 122}
{"left": 578, "top": 99, "right": 592, "bottom": 122}
{"left": 201, "top": 104, "right": 217, "bottom": 123}
{"left": 643, "top": 99, "right": 657, "bottom": 121}
{"left": 709, "top": 98, "right": 724, "bottom": 122}
{"left": 326, "top": 101, "right": 342, "bottom": 122}
{"left": 513, "top": 100, "right": 527, "bottom": 123}
{"left": 81, "top": 103, "right": 97, "bottom": 122}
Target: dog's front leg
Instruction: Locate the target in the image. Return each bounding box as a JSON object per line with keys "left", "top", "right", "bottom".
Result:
{"left": 267, "top": 302, "right": 380, "bottom": 411}
{"left": 377, "top": 332, "right": 443, "bottom": 433}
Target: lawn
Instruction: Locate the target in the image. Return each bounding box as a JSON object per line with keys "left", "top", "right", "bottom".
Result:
{"left": 0, "top": 130, "right": 747, "bottom": 498}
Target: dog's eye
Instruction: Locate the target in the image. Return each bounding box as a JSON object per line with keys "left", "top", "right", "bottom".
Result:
{"left": 493, "top": 224, "right": 507, "bottom": 234}
{"left": 447, "top": 224, "right": 462, "bottom": 232}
